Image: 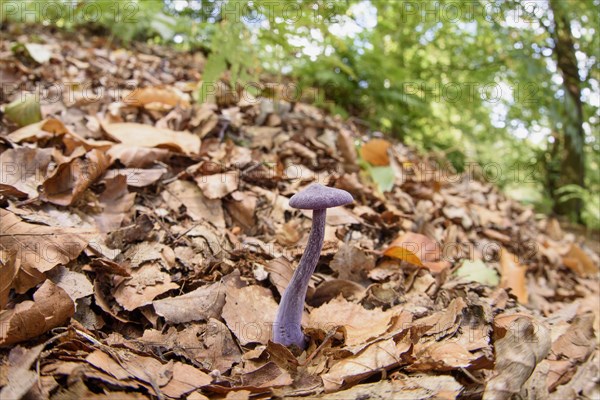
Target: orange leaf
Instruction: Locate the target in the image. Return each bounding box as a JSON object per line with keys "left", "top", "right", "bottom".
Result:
{"left": 499, "top": 248, "right": 528, "bottom": 304}
{"left": 384, "top": 232, "right": 445, "bottom": 272}
{"left": 562, "top": 244, "right": 598, "bottom": 276}
{"left": 360, "top": 139, "right": 391, "bottom": 166}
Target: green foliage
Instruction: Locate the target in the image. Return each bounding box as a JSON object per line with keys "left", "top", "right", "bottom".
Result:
{"left": 556, "top": 185, "right": 600, "bottom": 230}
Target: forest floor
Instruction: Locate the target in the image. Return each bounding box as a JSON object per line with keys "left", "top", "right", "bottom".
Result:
{"left": 0, "top": 26, "right": 599, "bottom": 399}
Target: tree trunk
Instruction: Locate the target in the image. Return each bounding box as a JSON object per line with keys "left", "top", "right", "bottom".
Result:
{"left": 548, "top": 0, "right": 586, "bottom": 220}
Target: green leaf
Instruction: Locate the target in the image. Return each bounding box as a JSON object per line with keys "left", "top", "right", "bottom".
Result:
{"left": 454, "top": 260, "right": 500, "bottom": 286}
{"left": 369, "top": 166, "right": 395, "bottom": 193}
{"left": 4, "top": 94, "right": 42, "bottom": 127}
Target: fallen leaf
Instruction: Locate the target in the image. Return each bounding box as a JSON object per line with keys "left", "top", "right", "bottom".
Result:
{"left": 161, "top": 361, "right": 212, "bottom": 398}
{"left": 562, "top": 243, "right": 598, "bottom": 276}
{"left": 0, "top": 280, "right": 74, "bottom": 346}
{"left": 7, "top": 118, "right": 69, "bottom": 143}
{"left": 0, "top": 147, "right": 52, "bottom": 198}
{"left": 4, "top": 93, "right": 42, "bottom": 127}
{"left": 127, "top": 85, "right": 191, "bottom": 109}
{"left": 360, "top": 139, "right": 391, "bottom": 166}
{"left": 107, "top": 144, "right": 171, "bottom": 168}
{"left": 162, "top": 180, "right": 225, "bottom": 228}
{"left": 499, "top": 248, "right": 528, "bottom": 304}
{"left": 153, "top": 281, "right": 225, "bottom": 323}
{"left": 113, "top": 263, "right": 179, "bottom": 311}
{"left": 483, "top": 314, "right": 551, "bottom": 400}
{"left": 104, "top": 167, "right": 166, "bottom": 187}
{"left": 102, "top": 122, "right": 200, "bottom": 155}
{"left": 315, "top": 375, "right": 462, "bottom": 399}
{"left": 195, "top": 171, "right": 239, "bottom": 199}
{"left": 330, "top": 244, "right": 375, "bottom": 284}
{"left": 321, "top": 337, "right": 411, "bottom": 392}
{"left": 454, "top": 259, "right": 500, "bottom": 286}
{"left": 384, "top": 232, "right": 449, "bottom": 273}
{"left": 93, "top": 175, "right": 136, "bottom": 233}
{"left": 0, "top": 209, "right": 95, "bottom": 273}
{"left": 308, "top": 296, "right": 394, "bottom": 347}
{"left": 40, "top": 149, "right": 110, "bottom": 206}
{"left": 47, "top": 265, "right": 94, "bottom": 304}
{"left": 23, "top": 43, "right": 52, "bottom": 63}
{"left": 222, "top": 284, "right": 278, "bottom": 345}
{"left": 0, "top": 344, "right": 44, "bottom": 399}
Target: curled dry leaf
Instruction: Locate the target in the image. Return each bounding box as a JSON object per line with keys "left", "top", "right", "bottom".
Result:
{"left": 499, "top": 248, "right": 528, "bottom": 304}
{"left": 383, "top": 232, "right": 450, "bottom": 273}
{"left": 321, "top": 337, "right": 412, "bottom": 392}
{"left": 93, "top": 175, "right": 136, "bottom": 233}
{"left": 483, "top": 314, "right": 551, "bottom": 400}
{"left": 40, "top": 149, "right": 110, "bottom": 206}
{"left": 562, "top": 243, "right": 598, "bottom": 276}
{"left": 0, "top": 209, "right": 95, "bottom": 273}
{"left": 0, "top": 344, "right": 44, "bottom": 400}
{"left": 7, "top": 118, "right": 68, "bottom": 143}
{"left": 0, "top": 147, "right": 53, "bottom": 198}
{"left": 153, "top": 281, "right": 225, "bottom": 323}
{"left": 0, "top": 280, "right": 74, "bottom": 346}
{"left": 102, "top": 121, "right": 200, "bottom": 155}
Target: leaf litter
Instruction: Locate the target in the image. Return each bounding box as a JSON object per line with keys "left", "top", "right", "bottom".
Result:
{"left": 0, "top": 28, "right": 598, "bottom": 399}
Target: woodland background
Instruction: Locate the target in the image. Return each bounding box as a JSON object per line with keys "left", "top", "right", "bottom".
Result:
{"left": 4, "top": 0, "right": 598, "bottom": 226}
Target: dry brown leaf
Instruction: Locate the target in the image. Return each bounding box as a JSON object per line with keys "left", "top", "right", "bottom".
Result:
{"left": 161, "top": 361, "right": 212, "bottom": 398}
{"left": 316, "top": 375, "right": 462, "bottom": 400}
{"left": 409, "top": 341, "right": 475, "bottom": 371}
{"left": 239, "top": 362, "right": 293, "bottom": 388}
{"left": 113, "top": 262, "right": 179, "bottom": 311}
{"left": 127, "top": 85, "right": 190, "bottom": 110}
{"left": 383, "top": 232, "right": 450, "bottom": 273}
{"left": 0, "top": 280, "right": 74, "bottom": 346}
{"left": 0, "top": 344, "right": 44, "bottom": 399}
{"left": 162, "top": 180, "right": 225, "bottom": 228}
{"left": 265, "top": 257, "right": 294, "bottom": 297}
{"left": 222, "top": 284, "right": 278, "bottom": 345}
{"left": 107, "top": 144, "right": 171, "bottom": 168}
{"left": 195, "top": 171, "right": 239, "bottom": 199}
{"left": 40, "top": 149, "right": 110, "bottom": 206}
{"left": 562, "top": 243, "right": 598, "bottom": 276}
{"left": 499, "top": 248, "right": 528, "bottom": 304}
{"left": 47, "top": 265, "right": 94, "bottom": 304}
{"left": 0, "top": 208, "right": 95, "bottom": 273}
{"left": 104, "top": 167, "right": 166, "bottom": 187}
{"left": 483, "top": 314, "right": 551, "bottom": 400}
{"left": 153, "top": 281, "right": 225, "bottom": 323}
{"left": 225, "top": 191, "right": 257, "bottom": 233}
{"left": 360, "top": 139, "right": 391, "bottom": 166}
{"left": 0, "top": 147, "right": 53, "bottom": 198}
{"left": 102, "top": 122, "right": 200, "bottom": 155}
{"left": 308, "top": 296, "right": 394, "bottom": 347}
{"left": 309, "top": 279, "right": 365, "bottom": 307}
{"left": 93, "top": 175, "right": 136, "bottom": 233}
{"left": 7, "top": 118, "right": 68, "bottom": 143}
{"left": 330, "top": 244, "right": 375, "bottom": 284}
{"left": 321, "top": 337, "right": 411, "bottom": 392}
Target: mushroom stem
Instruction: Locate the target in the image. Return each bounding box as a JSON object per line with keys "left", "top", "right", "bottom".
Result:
{"left": 273, "top": 208, "right": 326, "bottom": 348}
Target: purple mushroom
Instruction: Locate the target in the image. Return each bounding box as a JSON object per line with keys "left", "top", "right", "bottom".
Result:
{"left": 273, "top": 183, "right": 353, "bottom": 348}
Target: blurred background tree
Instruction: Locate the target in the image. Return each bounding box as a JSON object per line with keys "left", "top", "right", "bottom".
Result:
{"left": 2, "top": 0, "right": 598, "bottom": 227}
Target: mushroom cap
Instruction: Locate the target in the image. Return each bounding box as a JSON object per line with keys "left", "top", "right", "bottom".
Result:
{"left": 289, "top": 183, "right": 353, "bottom": 210}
